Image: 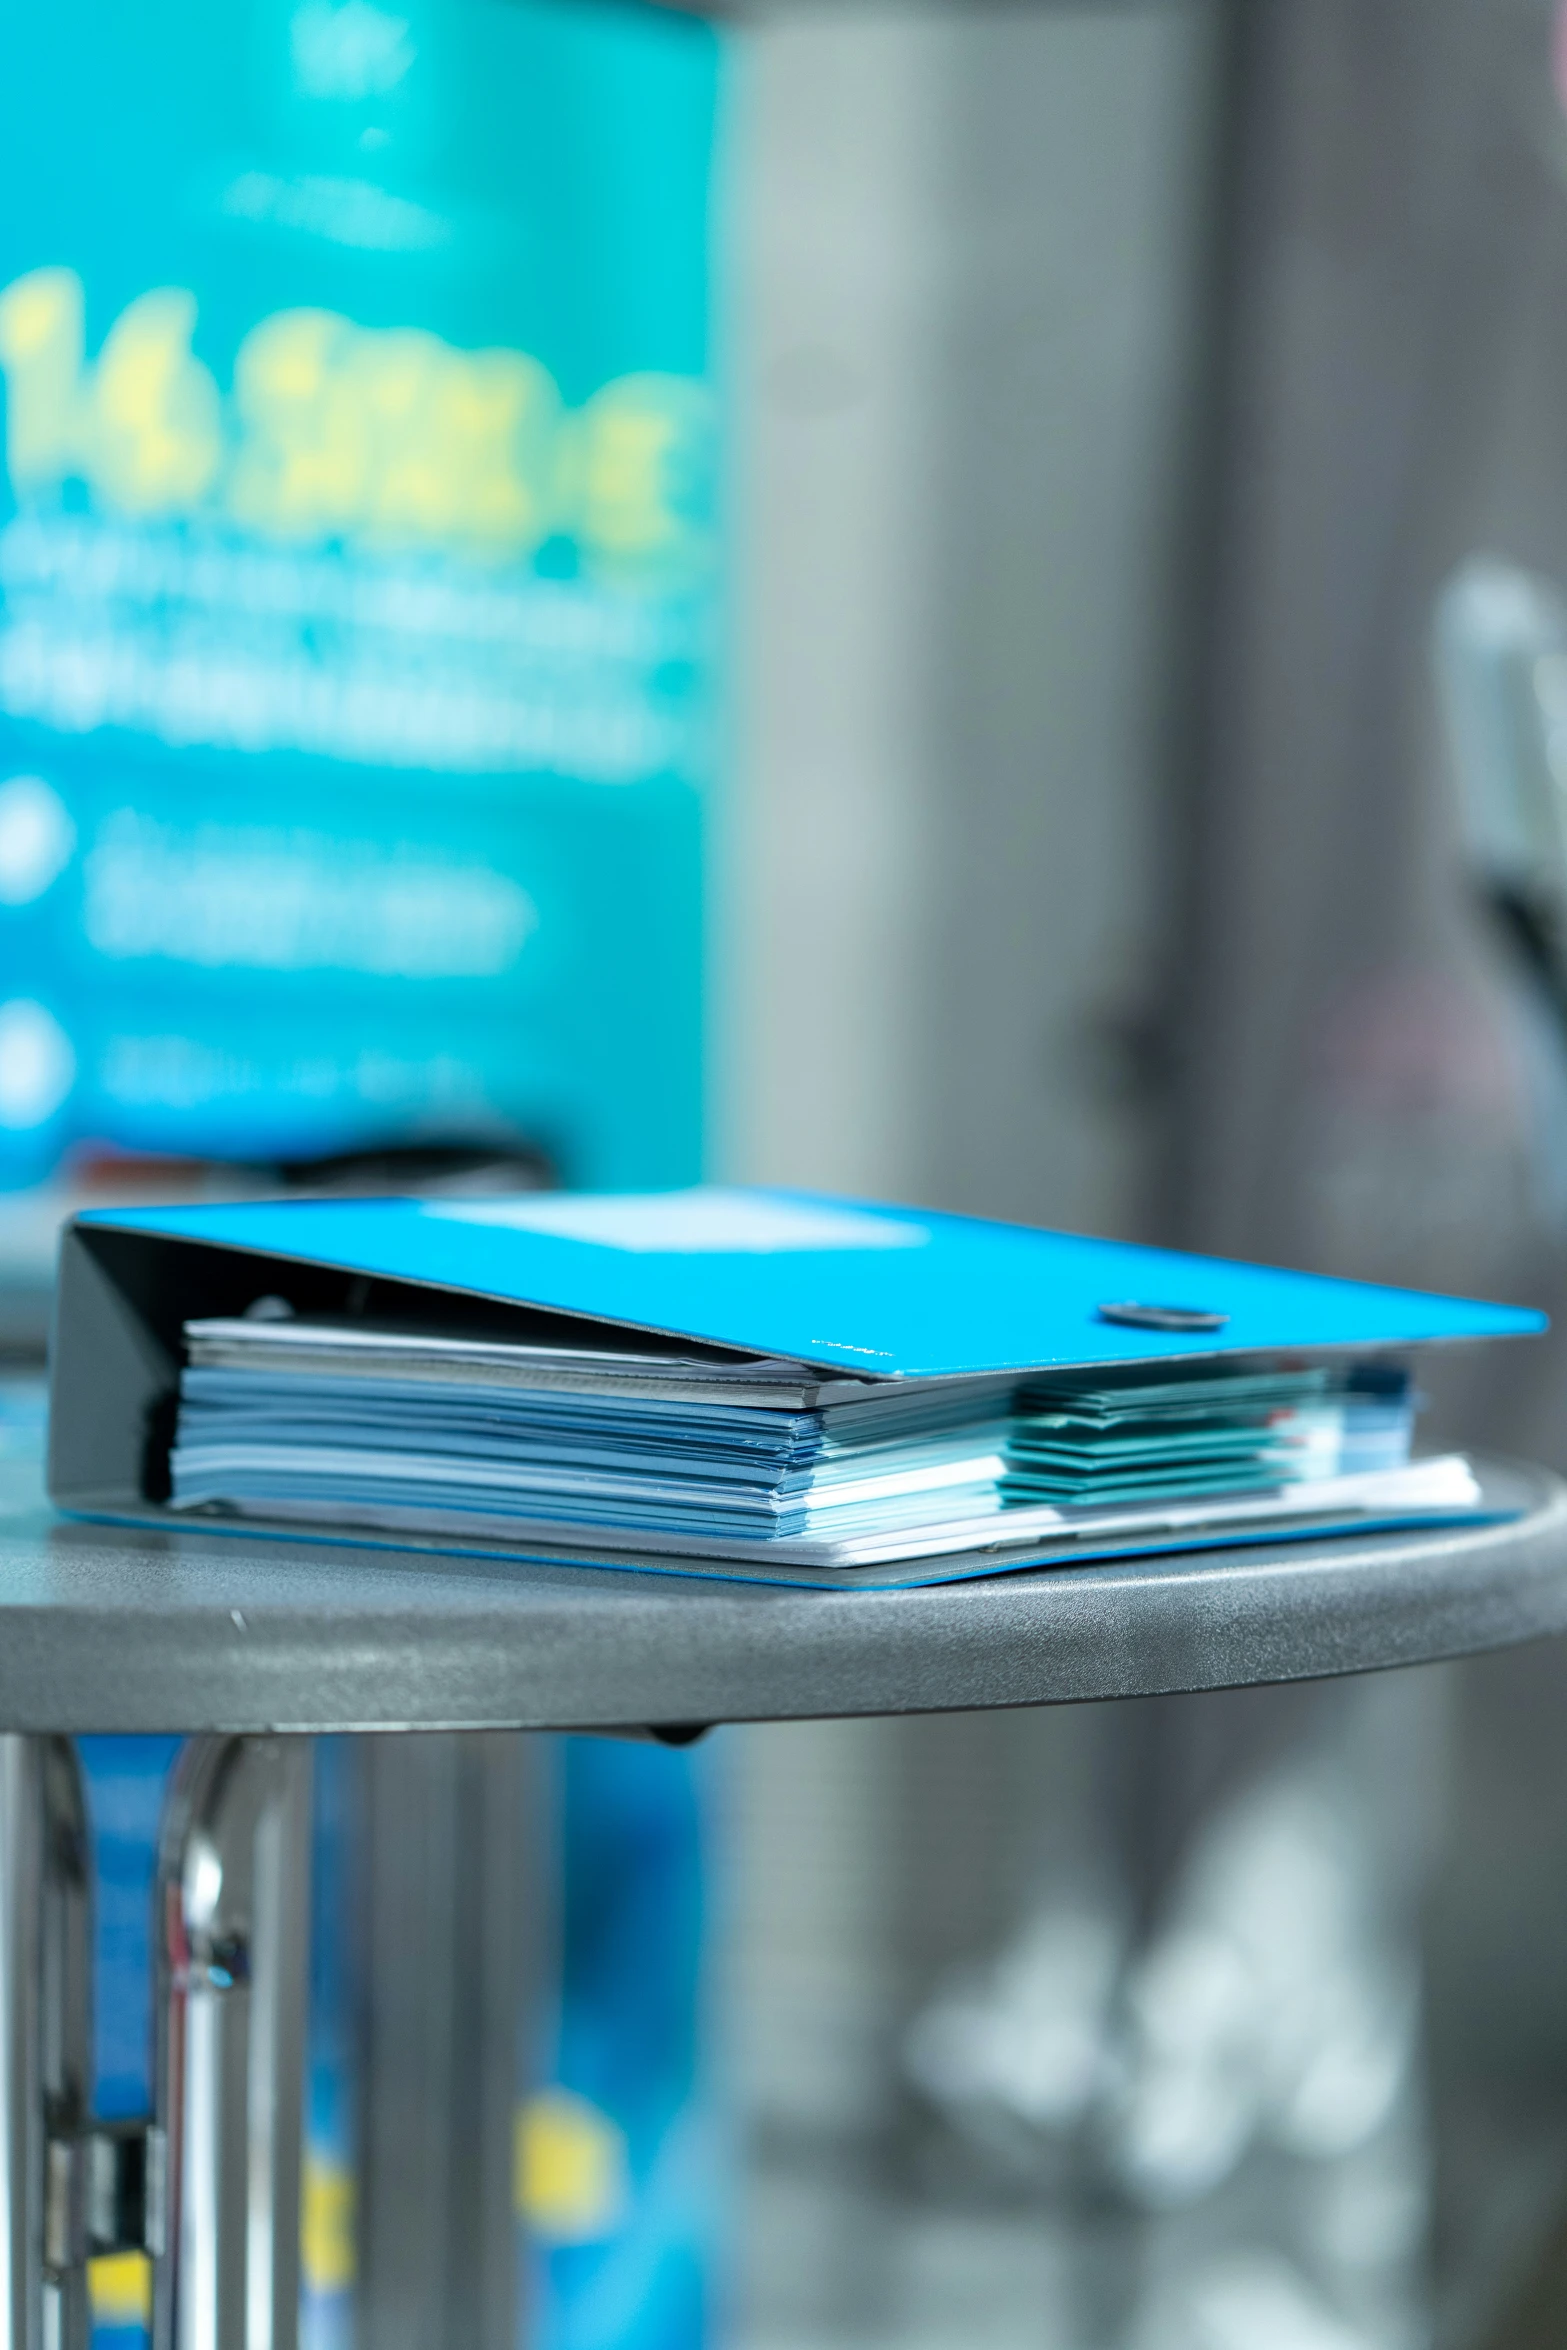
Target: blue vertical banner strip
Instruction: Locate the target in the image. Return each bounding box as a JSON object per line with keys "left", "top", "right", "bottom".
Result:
{"left": 76, "top": 1735, "right": 184, "bottom": 2350}
{"left": 523, "top": 1737, "right": 719, "bottom": 2350}
{"left": 301, "top": 1737, "right": 356, "bottom": 2350}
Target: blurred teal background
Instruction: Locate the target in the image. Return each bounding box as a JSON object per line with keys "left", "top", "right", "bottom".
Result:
{"left": 0, "top": 0, "right": 715, "bottom": 1194}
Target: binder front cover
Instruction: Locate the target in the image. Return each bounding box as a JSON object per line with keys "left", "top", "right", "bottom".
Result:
{"left": 61, "top": 1185, "right": 1549, "bottom": 1379}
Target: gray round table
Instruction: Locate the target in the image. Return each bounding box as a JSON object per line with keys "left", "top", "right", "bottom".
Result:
{"left": 1, "top": 1454, "right": 1563, "bottom": 1734}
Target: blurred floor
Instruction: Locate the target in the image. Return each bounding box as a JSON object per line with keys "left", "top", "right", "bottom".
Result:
{"left": 721, "top": 1652, "right": 1567, "bottom": 2350}
{"left": 725, "top": 1717, "right": 1077, "bottom": 2350}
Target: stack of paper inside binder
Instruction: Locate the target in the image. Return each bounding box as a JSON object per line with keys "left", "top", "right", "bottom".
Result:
{"left": 167, "top": 1312, "right": 1471, "bottom": 1571}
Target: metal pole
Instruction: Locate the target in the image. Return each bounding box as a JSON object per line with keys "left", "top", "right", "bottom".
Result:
{"left": 153, "top": 1737, "right": 312, "bottom": 2350}
{"left": 357, "top": 1732, "right": 531, "bottom": 2350}
{"left": 0, "top": 1736, "right": 92, "bottom": 2350}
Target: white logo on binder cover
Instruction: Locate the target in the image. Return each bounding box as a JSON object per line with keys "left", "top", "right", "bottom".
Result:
{"left": 421, "top": 1187, "right": 930, "bottom": 1253}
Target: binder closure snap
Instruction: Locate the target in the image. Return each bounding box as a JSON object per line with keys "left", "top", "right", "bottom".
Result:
{"left": 1096, "top": 1302, "right": 1230, "bottom": 1333}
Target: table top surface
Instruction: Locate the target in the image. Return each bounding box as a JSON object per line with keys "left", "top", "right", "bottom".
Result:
{"left": 0, "top": 1450, "right": 1562, "bottom": 1734}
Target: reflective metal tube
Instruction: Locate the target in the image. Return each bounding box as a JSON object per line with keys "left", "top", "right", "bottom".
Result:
{"left": 153, "top": 1737, "right": 312, "bottom": 2350}
{"left": 0, "top": 1736, "right": 91, "bottom": 2350}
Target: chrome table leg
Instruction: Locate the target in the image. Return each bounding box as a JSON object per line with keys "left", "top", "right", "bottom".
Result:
{"left": 0, "top": 1736, "right": 92, "bottom": 2350}
{"left": 153, "top": 1737, "right": 312, "bottom": 2350}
